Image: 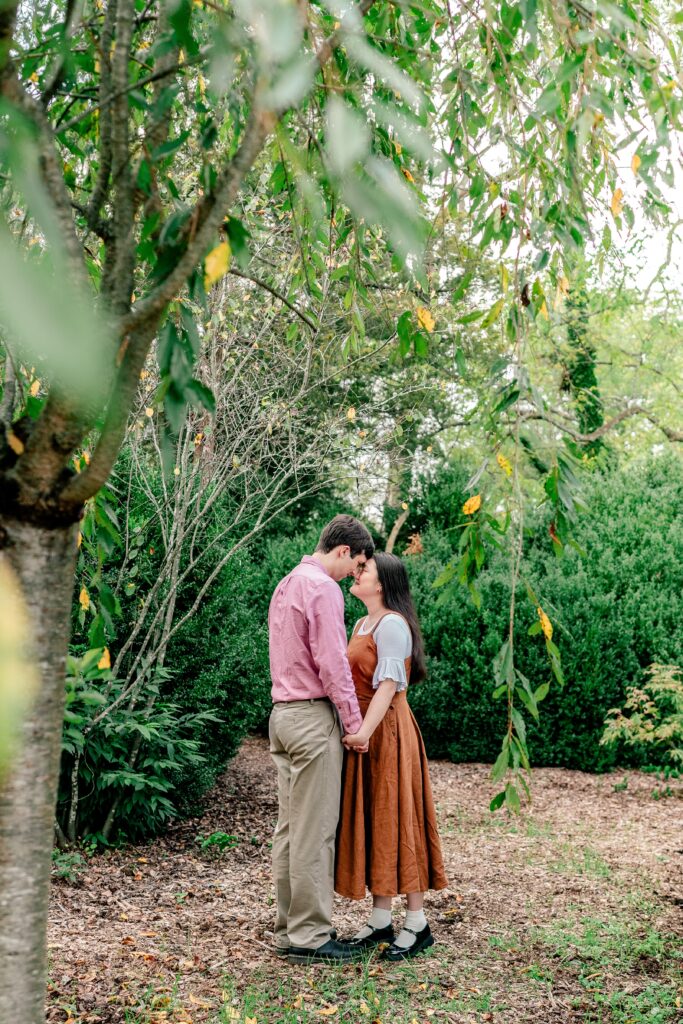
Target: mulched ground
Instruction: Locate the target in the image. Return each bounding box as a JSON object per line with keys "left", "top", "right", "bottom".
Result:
{"left": 47, "top": 738, "right": 683, "bottom": 1024}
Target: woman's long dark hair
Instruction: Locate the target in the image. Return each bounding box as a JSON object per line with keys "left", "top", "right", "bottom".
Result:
{"left": 374, "top": 552, "right": 426, "bottom": 684}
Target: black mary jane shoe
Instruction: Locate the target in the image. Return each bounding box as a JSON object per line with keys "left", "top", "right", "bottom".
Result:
{"left": 344, "top": 924, "right": 395, "bottom": 951}
{"left": 382, "top": 923, "right": 434, "bottom": 961}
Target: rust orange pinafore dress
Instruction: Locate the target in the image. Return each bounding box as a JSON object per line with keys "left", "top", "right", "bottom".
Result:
{"left": 335, "top": 614, "right": 448, "bottom": 900}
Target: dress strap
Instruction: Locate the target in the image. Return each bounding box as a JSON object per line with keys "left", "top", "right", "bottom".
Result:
{"left": 370, "top": 611, "right": 409, "bottom": 635}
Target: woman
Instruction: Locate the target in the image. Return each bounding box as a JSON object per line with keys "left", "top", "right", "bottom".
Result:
{"left": 335, "top": 552, "right": 448, "bottom": 960}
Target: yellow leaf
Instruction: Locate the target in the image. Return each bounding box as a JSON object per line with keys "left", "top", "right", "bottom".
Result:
{"left": 539, "top": 300, "right": 549, "bottom": 320}
{"left": 97, "top": 648, "right": 111, "bottom": 670}
{"left": 173, "top": 466, "right": 181, "bottom": 476}
{"left": 232, "top": 454, "right": 240, "bottom": 469}
{"left": 401, "top": 167, "right": 415, "bottom": 183}
{"left": 416, "top": 306, "right": 435, "bottom": 333}
{"left": 245, "top": 1018, "right": 257, "bottom": 1024}
{"left": 7, "top": 431, "right": 24, "bottom": 455}
{"left": 188, "top": 995, "right": 212, "bottom": 1008}
{"left": 346, "top": 407, "right": 356, "bottom": 421}
{"left": 401, "top": 501, "right": 408, "bottom": 510}
{"left": 496, "top": 452, "right": 513, "bottom": 477}
{"left": 145, "top": 407, "right": 154, "bottom": 418}
{"left": 537, "top": 606, "right": 553, "bottom": 641}
{"left": 359, "top": 1002, "right": 371, "bottom": 1016}
{"left": 559, "top": 275, "right": 570, "bottom": 297}
{"left": 225, "top": 1009, "right": 240, "bottom": 1020}
{"left": 77, "top": 532, "right": 83, "bottom": 548}
{"left": 462, "top": 493, "right": 481, "bottom": 516}
{"left": 204, "top": 241, "right": 232, "bottom": 290}
{"left": 631, "top": 153, "right": 641, "bottom": 175}
{"left": 79, "top": 587, "right": 89, "bottom": 611}
{"left": 29, "top": 71, "right": 39, "bottom": 83}
{"left": 394, "top": 141, "right": 402, "bottom": 155}
{"left": 82, "top": 450, "right": 91, "bottom": 465}
{"left": 317, "top": 1009, "right": 338, "bottom": 1017}
{"left": 29, "top": 379, "right": 40, "bottom": 397}
{"left": 610, "top": 187, "right": 624, "bottom": 218}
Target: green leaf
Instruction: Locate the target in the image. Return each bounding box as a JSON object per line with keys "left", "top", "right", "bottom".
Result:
{"left": 493, "top": 640, "right": 514, "bottom": 686}
{"left": 457, "top": 309, "right": 484, "bottom": 325}
{"left": 491, "top": 742, "right": 510, "bottom": 782}
{"left": 414, "top": 332, "right": 429, "bottom": 358}
{"left": 432, "top": 563, "right": 457, "bottom": 589}
{"left": 515, "top": 684, "right": 539, "bottom": 722}
{"left": 185, "top": 378, "right": 215, "bottom": 414}
{"left": 490, "top": 790, "right": 506, "bottom": 812}
{"left": 397, "top": 309, "right": 412, "bottom": 357}
{"left": 534, "top": 682, "right": 550, "bottom": 703}
{"left": 511, "top": 707, "right": 527, "bottom": 745}
{"left": 505, "top": 782, "right": 521, "bottom": 814}
{"left": 481, "top": 297, "right": 504, "bottom": 328}
{"left": 452, "top": 271, "right": 473, "bottom": 302}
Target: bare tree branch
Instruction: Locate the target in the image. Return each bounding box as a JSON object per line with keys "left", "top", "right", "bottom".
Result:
{"left": 228, "top": 268, "right": 318, "bottom": 330}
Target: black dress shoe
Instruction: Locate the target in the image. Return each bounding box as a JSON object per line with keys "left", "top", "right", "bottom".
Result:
{"left": 382, "top": 923, "right": 434, "bottom": 961}
{"left": 287, "top": 938, "right": 362, "bottom": 964}
{"left": 343, "top": 924, "right": 395, "bottom": 950}
{"left": 274, "top": 929, "right": 336, "bottom": 957}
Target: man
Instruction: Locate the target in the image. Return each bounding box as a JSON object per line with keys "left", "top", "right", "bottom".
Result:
{"left": 268, "top": 514, "right": 374, "bottom": 964}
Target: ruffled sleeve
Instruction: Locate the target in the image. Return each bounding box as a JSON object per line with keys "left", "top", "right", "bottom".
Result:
{"left": 372, "top": 614, "right": 412, "bottom": 692}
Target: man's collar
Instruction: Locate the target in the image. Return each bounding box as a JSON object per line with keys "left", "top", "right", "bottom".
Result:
{"left": 301, "top": 554, "right": 331, "bottom": 577}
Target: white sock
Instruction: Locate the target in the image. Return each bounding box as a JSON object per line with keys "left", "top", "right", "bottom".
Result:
{"left": 353, "top": 907, "right": 392, "bottom": 940}
{"left": 394, "top": 909, "right": 427, "bottom": 948}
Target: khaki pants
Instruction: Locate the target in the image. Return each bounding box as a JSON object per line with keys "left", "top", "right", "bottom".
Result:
{"left": 269, "top": 699, "right": 343, "bottom": 949}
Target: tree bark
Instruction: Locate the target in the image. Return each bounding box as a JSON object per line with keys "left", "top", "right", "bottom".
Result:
{"left": 0, "top": 515, "right": 78, "bottom": 1023}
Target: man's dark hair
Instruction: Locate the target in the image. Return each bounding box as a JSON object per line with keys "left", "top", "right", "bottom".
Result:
{"left": 315, "top": 515, "right": 374, "bottom": 559}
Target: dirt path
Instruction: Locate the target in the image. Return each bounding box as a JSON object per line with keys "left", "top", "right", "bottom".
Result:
{"left": 47, "top": 738, "right": 683, "bottom": 1023}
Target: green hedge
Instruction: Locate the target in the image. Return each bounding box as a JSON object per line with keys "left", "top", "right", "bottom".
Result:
{"left": 408, "top": 454, "right": 683, "bottom": 770}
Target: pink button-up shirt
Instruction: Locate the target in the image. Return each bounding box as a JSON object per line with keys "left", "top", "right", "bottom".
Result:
{"left": 269, "top": 556, "right": 363, "bottom": 734}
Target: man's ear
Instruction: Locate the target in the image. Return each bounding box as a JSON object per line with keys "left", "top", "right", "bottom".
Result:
{"left": 338, "top": 544, "right": 350, "bottom": 559}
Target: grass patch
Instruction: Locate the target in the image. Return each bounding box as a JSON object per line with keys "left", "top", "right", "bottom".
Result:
{"left": 212, "top": 952, "right": 509, "bottom": 1023}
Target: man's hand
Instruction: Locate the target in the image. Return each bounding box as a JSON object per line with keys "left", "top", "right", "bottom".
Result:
{"left": 343, "top": 730, "right": 369, "bottom": 753}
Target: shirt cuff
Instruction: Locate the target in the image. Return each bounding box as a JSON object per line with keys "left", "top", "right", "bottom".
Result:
{"left": 337, "top": 700, "right": 363, "bottom": 735}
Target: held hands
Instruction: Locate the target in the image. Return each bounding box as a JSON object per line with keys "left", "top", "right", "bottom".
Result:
{"left": 343, "top": 730, "right": 369, "bottom": 753}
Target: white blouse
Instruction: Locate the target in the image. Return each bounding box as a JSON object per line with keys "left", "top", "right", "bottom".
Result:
{"left": 356, "top": 613, "right": 411, "bottom": 692}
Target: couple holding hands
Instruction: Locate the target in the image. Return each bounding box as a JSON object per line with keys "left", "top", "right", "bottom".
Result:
{"left": 268, "top": 515, "right": 447, "bottom": 964}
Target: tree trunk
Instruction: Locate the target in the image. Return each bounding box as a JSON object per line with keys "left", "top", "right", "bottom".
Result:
{"left": 0, "top": 514, "right": 78, "bottom": 1024}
